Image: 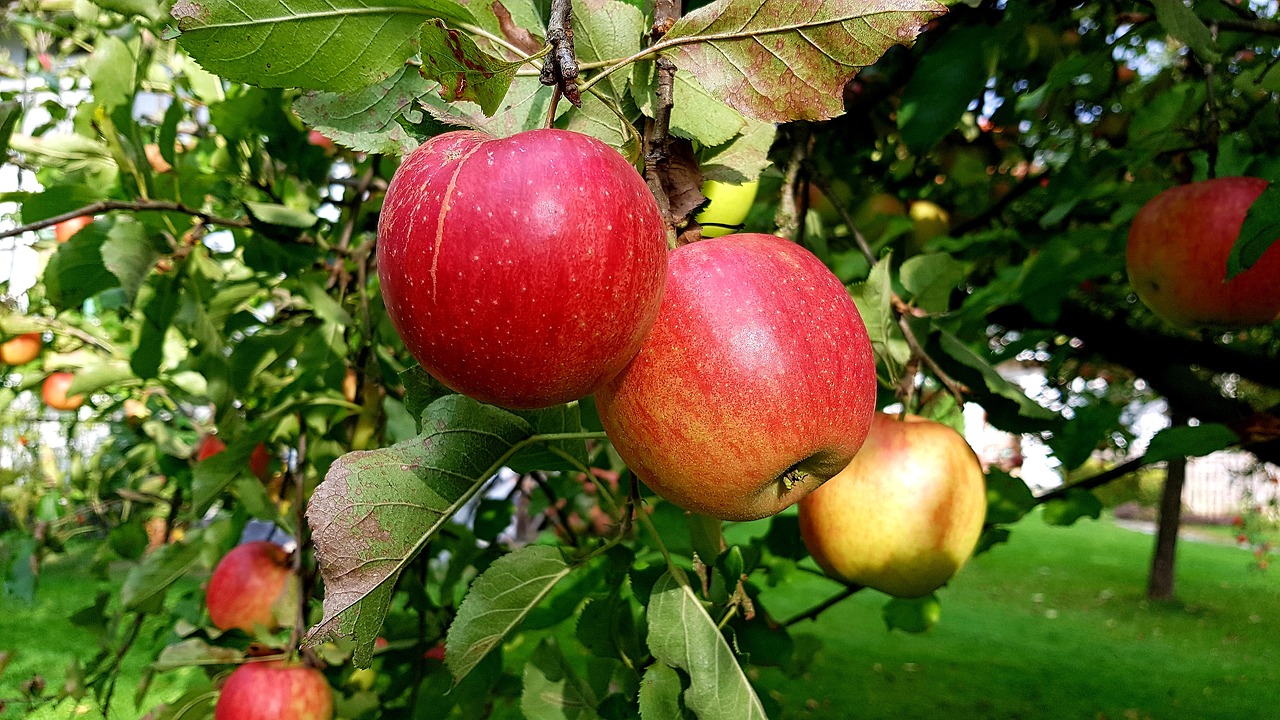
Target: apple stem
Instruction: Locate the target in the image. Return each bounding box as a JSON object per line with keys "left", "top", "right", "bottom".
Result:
{"left": 540, "top": 0, "right": 582, "bottom": 107}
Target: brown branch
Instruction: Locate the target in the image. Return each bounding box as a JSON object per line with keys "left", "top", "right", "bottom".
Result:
{"left": 288, "top": 429, "right": 309, "bottom": 657}
{"left": 642, "top": 0, "right": 681, "bottom": 244}
{"left": 1035, "top": 455, "right": 1148, "bottom": 505}
{"left": 540, "top": 0, "right": 582, "bottom": 106}
{"left": 531, "top": 470, "right": 580, "bottom": 547}
{"left": 0, "top": 200, "right": 250, "bottom": 241}
{"left": 774, "top": 126, "right": 812, "bottom": 241}
{"left": 783, "top": 584, "right": 863, "bottom": 626}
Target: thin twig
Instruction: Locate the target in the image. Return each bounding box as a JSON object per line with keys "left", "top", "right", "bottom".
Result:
{"left": 1203, "top": 22, "right": 1220, "bottom": 179}
{"left": 783, "top": 585, "right": 862, "bottom": 626}
{"left": 1035, "top": 455, "right": 1148, "bottom": 505}
{"left": 287, "top": 429, "right": 309, "bottom": 656}
{"left": 643, "top": 0, "right": 681, "bottom": 244}
{"left": 1115, "top": 11, "right": 1280, "bottom": 36}
{"left": 540, "top": 0, "right": 582, "bottom": 106}
{"left": 531, "top": 471, "right": 580, "bottom": 547}
{"left": 0, "top": 200, "right": 249, "bottom": 241}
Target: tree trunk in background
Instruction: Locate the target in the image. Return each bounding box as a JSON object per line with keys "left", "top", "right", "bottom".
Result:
{"left": 1147, "top": 411, "right": 1189, "bottom": 601}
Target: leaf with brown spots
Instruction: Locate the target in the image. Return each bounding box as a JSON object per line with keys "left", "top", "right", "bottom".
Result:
{"left": 303, "top": 394, "right": 538, "bottom": 666}
{"left": 419, "top": 19, "right": 526, "bottom": 116}
{"left": 660, "top": 0, "right": 946, "bottom": 122}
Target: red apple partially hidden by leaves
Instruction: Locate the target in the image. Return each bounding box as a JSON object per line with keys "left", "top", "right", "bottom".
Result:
{"left": 215, "top": 661, "right": 333, "bottom": 720}
{"left": 0, "top": 333, "right": 42, "bottom": 366}
{"left": 42, "top": 372, "right": 84, "bottom": 411}
{"left": 798, "top": 413, "right": 987, "bottom": 598}
{"left": 206, "top": 541, "right": 296, "bottom": 633}
{"left": 250, "top": 443, "right": 271, "bottom": 481}
{"left": 377, "top": 128, "right": 667, "bottom": 409}
{"left": 54, "top": 216, "right": 92, "bottom": 244}
{"left": 1127, "top": 177, "right": 1280, "bottom": 327}
{"left": 197, "top": 435, "right": 227, "bottom": 461}
{"left": 596, "top": 233, "right": 877, "bottom": 521}
{"left": 307, "top": 130, "right": 335, "bottom": 154}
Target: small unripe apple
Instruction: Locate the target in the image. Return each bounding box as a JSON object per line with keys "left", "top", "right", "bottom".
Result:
{"left": 798, "top": 413, "right": 987, "bottom": 598}
{"left": 54, "top": 216, "right": 92, "bottom": 244}
{"left": 908, "top": 200, "right": 950, "bottom": 252}
{"left": 0, "top": 333, "right": 42, "bottom": 366}
{"left": 377, "top": 129, "right": 667, "bottom": 409}
{"left": 852, "top": 193, "right": 906, "bottom": 242}
{"left": 695, "top": 178, "right": 759, "bottom": 238}
{"left": 196, "top": 435, "right": 227, "bottom": 461}
{"left": 42, "top": 372, "right": 83, "bottom": 411}
{"left": 206, "top": 541, "right": 296, "bottom": 633}
{"left": 596, "top": 234, "right": 877, "bottom": 521}
{"left": 1126, "top": 177, "right": 1280, "bottom": 327}
{"left": 215, "top": 661, "right": 333, "bottom": 720}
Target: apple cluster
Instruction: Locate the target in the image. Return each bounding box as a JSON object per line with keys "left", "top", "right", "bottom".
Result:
{"left": 376, "top": 128, "right": 999, "bottom": 597}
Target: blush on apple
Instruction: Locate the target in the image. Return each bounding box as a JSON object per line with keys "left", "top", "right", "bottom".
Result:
{"left": 206, "top": 541, "right": 296, "bottom": 633}
{"left": 215, "top": 661, "right": 333, "bottom": 720}
{"left": 376, "top": 128, "right": 667, "bottom": 410}
{"left": 42, "top": 372, "right": 84, "bottom": 411}
{"left": 798, "top": 412, "right": 987, "bottom": 598}
{"left": 1126, "top": 177, "right": 1280, "bottom": 327}
{"left": 54, "top": 216, "right": 92, "bottom": 244}
{"left": 249, "top": 443, "right": 271, "bottom": 481}
{"left": 0, "top": 333, "right": 42, "bottom": 366}
{"left": 197, "top": 435, "right": 227, "bottom": 461}
{"left": 596, "top": 233, "right": 877, "bottom": 521}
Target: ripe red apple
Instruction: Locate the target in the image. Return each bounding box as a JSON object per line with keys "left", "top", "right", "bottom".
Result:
{"left": 376, "top": 128, "right": 667, "bottom": 409}
{"left": 54, "top": 216, "right": 92, "bottom": 243}
{"left": 197, "top": 435, "right": 227, "bottom": 461}
{"left": 206, "top": 541, "right": 296, "bottom": 633}
{"left": 307, "top": 129, "right": 336, "bottom": 154}
{"left": 1127, "top": 177, "right": 1280, "bottom": 327}
{"left": 215, "top": 661, "right": 333, "bottom": 720}
{"left": 249, "top": 443, "right": 271, "bottom": 481}
{"left": 42, "top": 372, "right": 84, "bottom": 411}
{"left": 798, "top": 413, "right": 987, "bottom": 598}
{"left": 0, "top": 333, "right": 42, "bottom": 366}
{"left": 595, "top": 233, "right": 877, "bottom": 521}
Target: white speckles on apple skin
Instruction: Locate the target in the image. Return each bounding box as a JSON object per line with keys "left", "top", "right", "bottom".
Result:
{"left": 376, "top": 129, "right": 668, "bottom": 410}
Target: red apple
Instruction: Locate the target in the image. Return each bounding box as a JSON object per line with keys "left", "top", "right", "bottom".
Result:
{"left": 249, "top": 443, "right": 271, "bottom": 481}
{"left": 595, "top": 234, "right": 877, "bottom": 521}
{"left": 376, "top": 128, "right": 667, "bottom": 409}
{"left": 42, "top": 372, "right": 83, "bottom": 411}
{"left": 197, "top": 435, "right": 227, "bottom": 461}
{"left": 1126, "top": 177, "right": 1280, "bottom": 327}
{"left": 215, "top": 661, "right": 333, "bottom": 720}
{"left": 54, "top": 216, "right": 92, "bottom": 243}
{"left": 307, "top": 130, "right": 335, "bottom": 154}
{"left": 206, "top": 541, "right": 296, "bottom": 633}
{"left": 798, "top": 413, "right": 987, "bottom": 598}
{"left": 0, "top": 333, "right": 42, "bottom": 366}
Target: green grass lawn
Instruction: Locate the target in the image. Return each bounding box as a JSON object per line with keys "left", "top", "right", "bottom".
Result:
{"left": 3, "top": 513, "right": 1277, "bottom": 719}
{"left": 755, "top": 512, "right": 1280, "bottom": 720}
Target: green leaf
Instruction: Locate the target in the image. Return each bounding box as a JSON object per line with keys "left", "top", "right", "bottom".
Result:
{"left": 192, "top": 435, "right": 268, "bottom": 514}
{"left": 882, "top": 594, "right": 941, "bottom": 633}
{"left": 429, "top": 74, "right": 554, "bottom": 138}
{"left": 43, "top": 222, "right": 119, "bottom": 310}
{"left": 245, "top": 202, "right": 318, "bottom": 228}
{"left": 1040, "top": 488, "right": 1103, "bottom": 527}
{"left": 294, "top": 67, "right": 437, "bottom": 155}
{"left": 1151, "top": 0, "right": 1221, "bottom": 63}
{"left": 507, "top": 402, "right": 588, "bottom": 474}
{"left": 152, "top": 639, "right": 244, "bottom": 671}
{"left": 520, "top": 638, "right": 604, "bottom": 720}
{"left": 574, "top": 0, "right": 644, "bottom": 100}
{"left": 699, "top": 117, "right": 777, "bottom": 185}
{"left": 109, "top": 520, "right": 150, "bottom": 560}
{"left": 938, "top": 328, "right": 1057, "bottom": 420}
{"left": 101, "top": 219, "right": 162, "bottom": 306}
{"left": 900, "top": 253, "right": 966, "bottom": 314}
{"left": 418, "top": 20, "right": 524, "bottom": 116}
{"left": 91, "top": 0, "right": 169, "bottom": 21}
{"left": 646, "top": 571, "right": 768, "bottom": 720}
{"left": 142, "top": 686, "right": 219, "bottom": 720}
{"left": 634, "top": 66, "right": 745, "bottom": 147}
{"left": 120, "top": 539, "right": 203, "bottom": 611}
{"left": 3, "top": 536, "right": 38, "bottom": 602}
{"left": 638, "top": 663, "right": 685, "bottom": 720}
{"left": 1226, "top": 182, "right": 1280, "bottom": 280}
{"left": 171, "top": 0, "right": 473, "bottom": 92}
{"left": 985, "top": 469, "right": 1035, "bottom": 525}
{"left": 850, "top": 257, "right": 908, "bottom": 378}
{"left": 661, "top": 0, "right": 945, "bottom": 122}
{"left": 400, "top": 364, "right": 453, "bottom": 431}
{"left": 447, "top": 545, "right": 582, "bottom": 684}
{"left": 898, "top": 24, "right": 990, "bottom": 152}
{"left": 0, "top": 101, "right": 21, "bottom": 159}
{"left": 304, "top": 395, "right": 539, "bottom": 667}
{"left": 1144, "top": 423, "right": 1239, "bottom": 464}
{"left": 1045, "top": 401, "right": 1124, "bottom": 472}
{"left": 67, "top": 361, "right": 135, "bottom": 396}
{"left": 88, "top": 35, "right": 136, "bottom": 110}
{"left": 132, "top": 273, "right": 183, "bottom": 380}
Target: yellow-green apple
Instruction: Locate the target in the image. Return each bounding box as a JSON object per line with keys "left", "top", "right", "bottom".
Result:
{"left": 54, "top": 216, "right": 92, "bottom": 243}
{"left": 695, "top": 178, "right": 760, "bottom": 238}
{"left": 377, "top": 128, "right": 667, "bottom": 409}
{"left": 908, "top": 200, "right": 950, "bottom": 252}
{"left": 0, "top": 333, "right": 42, "bottom": 366}
{"left": 596, "top": 233, "right": 877, "bottom": 521}
{"left": 42, "top": 372, "right": 83, "bottom": 411}
{"left": 1127, "top": 177, "right": 1280, "bottom": 327}
{"left": 215, "top": 661, "right": 333, "bottom": 720}
{"left": 206, "top": 541, "right": 296, "bottom": 633}
{"left": 798, "top": 412, "right": 987, "bottom": 598}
